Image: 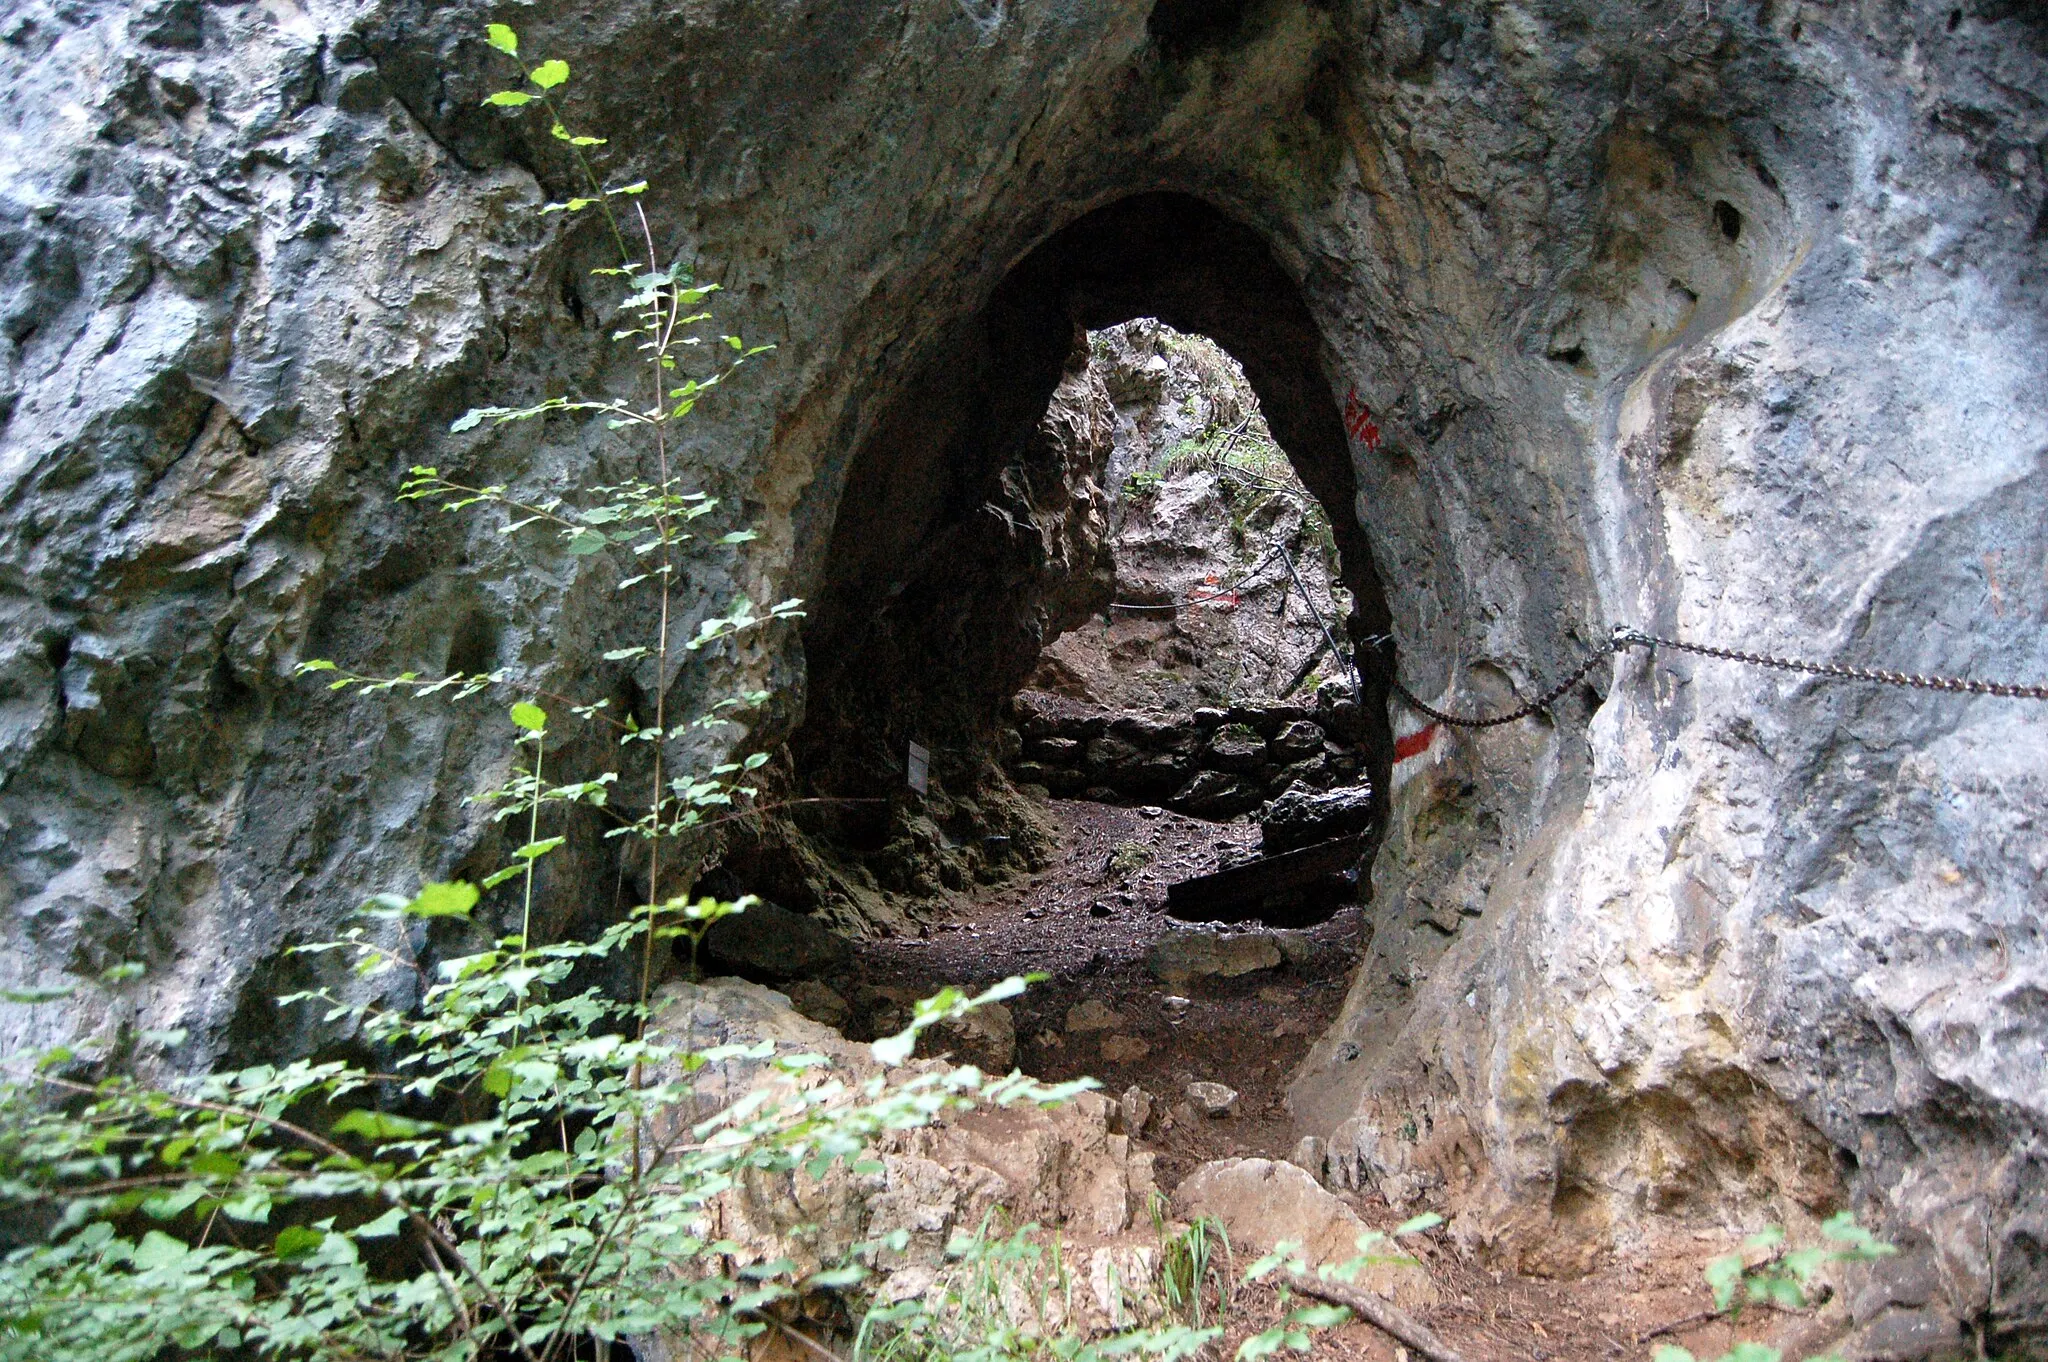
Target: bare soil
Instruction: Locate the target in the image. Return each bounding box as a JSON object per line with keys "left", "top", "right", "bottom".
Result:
{"left": 843, "top": 798, "right": 1748, "bottom": 1362}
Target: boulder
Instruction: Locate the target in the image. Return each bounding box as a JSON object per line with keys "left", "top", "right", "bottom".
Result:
{"left": 1119, "top": 1085, "right": 1155, "bottom": 1135}
{"left": 1171, "top": 1158, "right": 1438, "bottom": 1312}
{"left": 1203, "top": 723, "right": 1268, "bottom": 772}
{"left": 701, "top": 900, "right": 854, "bottom": 982}
{"left": 648, "top": 980, "right": 1160, "bottom": 1329}
{"left": 1268, "top": 719, "right": 1326, "bottom": 761}
{"left": 1258, "top": 783, "right": 1376, "bottom": 856}
{"left": 1149, "top": 928, "right": 1282, "bottom": 985}
{"left": 1100, "top": 1034, "right": 1151, "bottom": 1063}
{"left": 930, "top": 1003, "right": 1016, "bottom": 1073}
{"left": 1026, "top": 735, "right": 1083, "bottom": 763}
{"left": 1084, "top": 734, "right": 1143, "bottom": 776}
{"left": 1170, "top": 770, "right": 1263, "bottom": 818}
{"left": 784, "top": 979, "right": 851, "bottom": 1030}
{"left": 1066, "top": 999, "right": 1124, "bottom": 1033}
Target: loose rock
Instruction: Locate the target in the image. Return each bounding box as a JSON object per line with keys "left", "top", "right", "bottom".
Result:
{"left": 1149, "top": 928, "right": 1282, "bottom": 985}
{"left": 1172, "top": 1158, "right": 1438, "bottom": 1311}
{"left": 1185, "top": 1080, "right": 1239, "bottom": 1117}
{"left": 1066, "top": 998, "right": 1124, "bottom": 1033}
{"left": 1101, "top": 1034, "right": 1152, "bottom": 1064}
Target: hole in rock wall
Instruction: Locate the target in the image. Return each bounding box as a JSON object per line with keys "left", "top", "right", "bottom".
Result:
{"left": 694, "top": 198, "right": 1395, "bottom": 1170}
{"left": 702, "top": 193, "right": 1393, "bottom": 944}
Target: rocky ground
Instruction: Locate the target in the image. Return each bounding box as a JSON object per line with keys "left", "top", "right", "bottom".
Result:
{"left": 747, "top": 794, "right": 1789, "bottom": 1362}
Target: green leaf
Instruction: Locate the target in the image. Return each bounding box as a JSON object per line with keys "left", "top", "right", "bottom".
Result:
{"left": 510, "top": 701, "right": 548, "bottom": 732}
{"left": 1, "top": 984, "right": 73, "bottom": 1004}
{"left": 1289, "top": 1304, "right": 1351, "bottom": 1328}
{"left": 274, "top": 1225, "right": 328, "bottom": 1262}
{"left": 332, "top": 1109, "right": 440, "bottom": 1141}
{"left": 515, "top": 837, "right": 565, "bottom": 861}
{"left": 529, "top": 58, "right": 569, "bottom": 89}
{"left": 1722, "top": 1344, "right": 1783, "bottom": 1362}
{"left": 806, "top": 1265, "right": 868, "bottom": 1289}
{"left": 1704, "top": 1253, "right": 1744, "bottom": 1313}
{"left": 133, "top": 1230, "right": 189, "bottom": 1269}
{"left": 486, "top": 23, "right": 518, "bottom": 54}
{"left": 1819, "top": 1212, "right": 1895, "bottom": 1259}
{"left": 353, "top": 1207, "right": 406, "bottom": 1239}
{"left": 484, "top": 90, "right": 534, "bottom": 107}
{"left": 871, "top": 1031, "right": 916, "bottom": 1067}
{"left": 141, "top": 1183, "right": 206, "bottom": 1221}
{"left": 1652, "top": 1347, "right": 1697, "bottom": 1362}
{"left": 407, "top": 882, "right": 480, "bottom": 919}
{"left": 566, "top": 528, "right": 608, "bottom": 554}
{"left": 1756, "top": 1276, "right": 1807, "bottom": 1311}
{"left": 1394, "top": 1212, "right": 1444, "bottom": 1236}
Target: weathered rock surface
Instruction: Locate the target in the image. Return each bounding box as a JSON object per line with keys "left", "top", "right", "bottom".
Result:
{"left": 646, "top": 978, "right": 1163, "bottom": 1327}
{"left": 1171, "top": 1157, "right": 1437, "bottom": 1312}
{"left": 3, "top": 0, "right": 2045, "bottom": 1346}
{"left": 1258, "top": 782, "right": 1376, "bottom": 855}
{"left": 700, "top": 899, "right": 854, "bottom": 982}
{"left": 1006, "top": 688, "right": 1363, "bottom": 812}
{"left": 1026, "top": 320, "right": 1356, "bottom": 715}
{"left": 1184, "top": 1080, "right": 1239, "bottom": 1117}
{"left": 1148, "top": 927, "right": 1283, "bottom": 985}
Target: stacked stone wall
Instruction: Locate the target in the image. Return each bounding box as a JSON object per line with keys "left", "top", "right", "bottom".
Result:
{"left": 1003, "top": 688, "right": 1363, "bottom": 819}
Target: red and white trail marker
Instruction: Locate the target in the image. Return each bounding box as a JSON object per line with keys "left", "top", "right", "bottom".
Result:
{"left": 1391, "top": 712, "right": 1443, "bottom": 789}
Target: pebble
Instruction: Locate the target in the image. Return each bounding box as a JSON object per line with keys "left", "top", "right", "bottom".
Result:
{"left": 1066, "top": 999, "right": 1124, "bottom": 1032}
{"left": 1185, "top": 1080, "right": 1239, "bottom": 1117}
{"left": 1101, "top": 1034, "right": 1152, "bottom": 1063}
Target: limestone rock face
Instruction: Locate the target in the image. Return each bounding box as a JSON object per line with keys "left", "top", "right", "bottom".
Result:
{"left": 4, "top": 0, "right": 2046, "bottom": 1344}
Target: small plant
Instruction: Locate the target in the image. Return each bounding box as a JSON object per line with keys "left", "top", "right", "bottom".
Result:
{"left": 1154, "top": 1203, "right": 1230, "bottom": 1328}
{"left": 1107, "top": 841, "right": 1153, "bottom": 878}
{"left": 1123, "top": 468, "right": 1166, "bottom": 499}
{"left": 1651, "top": 1214, "right": 1897, "bottom": 1362}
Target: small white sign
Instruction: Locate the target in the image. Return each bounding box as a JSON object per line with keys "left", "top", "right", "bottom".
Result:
{"left": 906, "top": 741, "right": 930, "bottom": 794}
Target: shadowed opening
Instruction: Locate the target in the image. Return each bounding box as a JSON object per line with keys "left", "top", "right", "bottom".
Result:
{"left": 718, "top": 193, "right": 1395, "bottom": 931}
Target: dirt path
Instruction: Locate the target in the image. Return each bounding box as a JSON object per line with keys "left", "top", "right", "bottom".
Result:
{"left": 835, "top": 799, "right": 1743, "bottom": 1362}
{"left": 850, "top": 798, "right": 1362, "bottom": 1185}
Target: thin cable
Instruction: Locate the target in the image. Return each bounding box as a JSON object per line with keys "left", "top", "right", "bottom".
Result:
{"left": 1278, "top": 544, "right": 1361, "bottom": 695}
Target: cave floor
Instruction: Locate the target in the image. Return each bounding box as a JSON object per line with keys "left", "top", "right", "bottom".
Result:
{"left": 856, "top": 797, "right": 1358, "bottom": 1186}
{"left": 845, "top": 799, "right": 1741, "bottom": 1362}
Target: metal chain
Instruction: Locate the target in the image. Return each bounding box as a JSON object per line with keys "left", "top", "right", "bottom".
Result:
{"left": 1618, "top": 627, "right": 2048, "bottom": 700}
{"left": 1383, "top": 625, "right": 2048, "bottom": 729}
{"left": 1384, "top": 635, "right": 1627, "bottom": 729}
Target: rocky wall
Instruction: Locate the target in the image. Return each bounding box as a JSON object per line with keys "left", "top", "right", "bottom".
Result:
{"left": 2, "top": 0, "right": 2044, "bottom": 1348}
{"left": 1004, "top": 688, "right": 1366, "bottom": 818}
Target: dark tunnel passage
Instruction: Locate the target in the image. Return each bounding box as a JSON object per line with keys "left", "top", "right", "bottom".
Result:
{"left": 716, "top": 193, "right": 1397, "bottom": 924}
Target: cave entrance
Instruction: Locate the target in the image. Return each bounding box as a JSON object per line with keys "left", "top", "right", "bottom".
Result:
{"left": 999, "top": 317, "right": 1378, "bottom": 930}
{"left": 714, "top": 193, "right": 1395, "bottom": 945}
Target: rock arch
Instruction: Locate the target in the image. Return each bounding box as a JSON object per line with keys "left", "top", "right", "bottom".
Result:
{"left": 790, "top": 191, "right": 1394, "bottom": 845}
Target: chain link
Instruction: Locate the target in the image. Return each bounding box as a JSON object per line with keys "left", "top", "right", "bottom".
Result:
{"left": 1382, "top": 625, "right": 2048, "bottom": 729}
